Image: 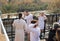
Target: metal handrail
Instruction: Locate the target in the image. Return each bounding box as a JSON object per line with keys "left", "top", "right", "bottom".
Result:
{"left": 0, "top": 18, "right": 10, "bottom": 41}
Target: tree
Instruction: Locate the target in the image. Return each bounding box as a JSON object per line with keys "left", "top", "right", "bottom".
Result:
{"left": 0, "top": 0, "right": 48, "bottom": 13}
{"left": 1, "top": 4, "right": 19, "bottom": 14}
{"left": 47, "top": 0, "right": 60, "bottom": 14}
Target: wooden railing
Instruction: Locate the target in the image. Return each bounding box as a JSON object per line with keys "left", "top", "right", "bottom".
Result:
{"left": 0, "top": 18, "right": 10, "bottom": 41}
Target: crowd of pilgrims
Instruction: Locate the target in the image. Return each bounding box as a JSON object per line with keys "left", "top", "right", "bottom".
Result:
{"left": 12, "top": 10, "right": 60, "bottom": 41}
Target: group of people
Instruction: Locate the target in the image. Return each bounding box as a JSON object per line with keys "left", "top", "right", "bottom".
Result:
{"left": 12, "top": 10, "right": 47, "bottom": 41}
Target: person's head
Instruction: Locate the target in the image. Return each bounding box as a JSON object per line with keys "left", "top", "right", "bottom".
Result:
{"left": 18, "top": 13, "right": 22, "bottom": 19}
{"left": 31, "top": 18, "right": 38, "bottom": 28}
{"left": 40, "top": 12, "right": 45, "bottom": 16}
{"left": 53, "top": 22, "right": 60, "bottom": 30}
{"left": 24, "top": 10, "right": 29, "bottom": 16}
{"left": 31, "top": 20, "right": 38, "bottom": 24}
{"left": 31, "top": 17, "right": 38, "bottom": 24}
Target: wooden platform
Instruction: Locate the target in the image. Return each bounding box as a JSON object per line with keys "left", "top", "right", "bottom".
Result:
{"left": 0, "top": 34, "right": 6, "bottom": 41}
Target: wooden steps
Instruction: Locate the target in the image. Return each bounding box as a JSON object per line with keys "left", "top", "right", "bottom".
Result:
{"left": 0, "top": 34, "right": 6, "bottom": 41}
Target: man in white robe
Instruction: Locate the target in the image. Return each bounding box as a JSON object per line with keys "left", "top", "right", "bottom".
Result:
{"left": 38, "top": 12, "right": 47, "bottom": 30}
{"left": 24, "top": 10, "right": 33, "bottom": 41}
{"left": 38, "top": 12, "right": 47, "bottom": 39}
{"left": 12, "top": 13, "right": 27, "bottom": 41}
{"left": 28, "top": 20, "right": 40, "bottom": 41}
{"left": 24, "top": 10, "right": 33, "bottom": 25}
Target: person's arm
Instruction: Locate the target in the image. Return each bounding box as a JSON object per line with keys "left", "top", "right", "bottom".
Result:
{"left": 44, "top": 15, "right": 47, "bottom": 20}
{"left": 31, "top": 14, "right": 33, "bottom": 20}
{"left": 24, "top": 21, "right": 28, "bottom": 32}
{"left": 59, "top": 19, "right": 60, "bottom": 23}
{"left": 12, "top": 20, "right": 16, "bottom": 28}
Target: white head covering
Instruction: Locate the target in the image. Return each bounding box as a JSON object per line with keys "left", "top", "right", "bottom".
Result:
{"left": 53, "top": 22, "right": 60, "bottom": 29}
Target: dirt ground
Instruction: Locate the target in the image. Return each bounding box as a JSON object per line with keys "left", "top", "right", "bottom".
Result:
{"left": 0, "top": 34, "right": 6, "bottom": 41}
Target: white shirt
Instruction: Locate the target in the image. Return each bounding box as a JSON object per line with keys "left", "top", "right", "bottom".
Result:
{"left": 28, "top": 24, "right": 40, "bottom": 41}
{"left": 24, "top": 14, "right": 33, "bottom": 25}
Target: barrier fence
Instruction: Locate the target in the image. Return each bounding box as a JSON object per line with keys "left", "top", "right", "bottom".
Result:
{"left": 2, "top": 14, "right": 60, "bottom": 41}
{"left": 0, "top": 18, "right": 10, "bottom": 41}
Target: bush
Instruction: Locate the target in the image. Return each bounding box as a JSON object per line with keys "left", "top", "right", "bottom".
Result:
{"left": 1, "top": 4, "right": 19, "bottom": 14}
{"left": 1, "top": 3, "right": 48, "bottom": 13}
{"left": 17, "top": 3, "right": 48, "bottom": 12}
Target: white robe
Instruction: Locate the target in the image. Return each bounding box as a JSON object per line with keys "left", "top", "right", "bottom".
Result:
{"left": 12, "top": 19, "right": 27, "bottom": 41}
{"left": 28, "top": 24, "right": 40, "bottom": 41}
{"left": 38, "top": 16, "right": 45, "bottom": 30}
{"left": 24, "top": 14, "right": 33, "bottom": 25}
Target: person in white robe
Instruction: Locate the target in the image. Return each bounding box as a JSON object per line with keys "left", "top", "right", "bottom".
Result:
{"left": 28, "top": 20, "right": 40, "bottom": 41}
{"left": 24, "top": 10, "right": 33, "bottom": 25}
{"left": 38, "top": 12, "right": 47, "bottom": 30}
{"left": 38, "top": 12, "right": 47, "bottom": 38}
{"left": 12, "top": 13, "right": 27, "bottom": 41}
{"left": 24, "top": 10, "right": 33, "bottom": 41}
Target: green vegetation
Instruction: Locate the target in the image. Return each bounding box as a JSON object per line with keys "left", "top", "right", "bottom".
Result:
{"left": 0, "top": 2, "right": 48, "bottom": 14}
{"left": 0, "top": 0, "right": 60, "bottom": 14}
{"left": 18, "top": 3, "right": 48, "bottom": 11}
{"left": 47, "top": 0, "right": 60, "bottom": 14}
{"left": 1, "top": 4, "right": 19, "bottom": 14}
